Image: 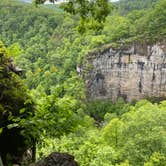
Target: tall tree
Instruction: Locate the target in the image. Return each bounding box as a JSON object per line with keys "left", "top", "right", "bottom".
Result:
{"left": 35, "top": 0, "right": 112, "bottom": 32}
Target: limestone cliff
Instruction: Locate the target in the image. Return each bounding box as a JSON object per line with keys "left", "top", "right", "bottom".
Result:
{"left": 84, "top": 42, "right": 166, "bottom": 101}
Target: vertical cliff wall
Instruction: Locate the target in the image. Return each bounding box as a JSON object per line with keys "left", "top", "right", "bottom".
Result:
{"left": 85, "top": 42, "right": 166, "bottom": 101}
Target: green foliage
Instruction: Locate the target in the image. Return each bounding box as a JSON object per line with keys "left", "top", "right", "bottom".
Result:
{"left": 35, "top": 94, "right": 82, "bottom": 137}
{"left": 135, "top": 0, "right": 166, "bottom": 41}
{"left": 114, "top": 0, "right": 158, "bottom": 15}
{"left": 0, "top": 41, "right": 35, "bottom": 164}
{"left": 7, "top": 43, "right": 23, "bottom": 58}
{"left": 37, "top": 127, "right": 116, "bottom": 166}
{"left": 36, "top": 100, "right": 166, "bottom": 165}
{"left": 86, "top": 98, "right": 129, "bottom": 122}
{"left": 118, "top": 100, "right": 166, "bottom": 165}
{"left": 103, "top": 15, "right": 134, "bottom": 42}
{"left": 1, "top": 0, "right": 165, "bottom": 97}
{"left": 1, "top": 0, "right": 166, "bottom": 165}
{"left": 102, "top": 118, "right": 124, "bottom": 148}
{"left": 144, "top": 152, "right": 166, "bottom": 166}
{"left": 36, "top": 0, "right": 112, "bottom": 33}
{"left": 0, "top": 41, "right": 34, "bottom": 133}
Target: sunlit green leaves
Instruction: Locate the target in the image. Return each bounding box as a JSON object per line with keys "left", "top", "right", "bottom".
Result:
{"left": 7, "top": 43, "right": 23, "bottom": 58}
{"left": 102, "top": 118, "right": 125, "bottom": 148}
{"left": 144, "top": 152, "right": 166, "bottom": 166}
{"left": 0, "top": 128, "right": 3, "bottom": 135}
{"left": 35, "top": 0, "right": 112, "bottom": 32}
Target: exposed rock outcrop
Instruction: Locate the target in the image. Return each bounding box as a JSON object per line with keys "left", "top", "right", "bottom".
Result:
{"left": 33, "top": 152, "right": 78, "bottom": 166}
{"left": 85, "top": 42, "right": 166, "bottom": 101}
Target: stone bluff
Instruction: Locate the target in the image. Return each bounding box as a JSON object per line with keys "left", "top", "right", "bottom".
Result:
{"left": 84, "top": 42, "right": 166, "bottom": 101}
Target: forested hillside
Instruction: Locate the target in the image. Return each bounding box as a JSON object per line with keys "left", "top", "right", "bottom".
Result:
{"left": 0, "top": 0, "right": 166, "bottom": 165}
{"left": 114, "top": 0, "right": 158, "bottom": 15}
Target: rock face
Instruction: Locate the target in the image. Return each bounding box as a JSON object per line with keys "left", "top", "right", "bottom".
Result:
{"left": 34, "top": 152, "right": 78, "bottom": 166}
{"left": 85, "top": 42, "right": 166, "bottom": 101}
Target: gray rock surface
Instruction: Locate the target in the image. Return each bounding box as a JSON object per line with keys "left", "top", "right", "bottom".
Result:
{"left": 33, "top": 152, "right": 78, "bottom": 166}
{"left": 85, "top": 42, "right": 166, "bottom": 101}
{"left": 0, "top": 156, "right": 4, "bottom": 166}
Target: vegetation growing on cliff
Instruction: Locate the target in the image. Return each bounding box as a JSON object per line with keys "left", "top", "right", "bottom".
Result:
{"left": 0, "top": 0, "right": 166, "bottom": 165}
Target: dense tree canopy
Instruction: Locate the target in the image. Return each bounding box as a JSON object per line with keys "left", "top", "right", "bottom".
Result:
{"left": 0, "top": 0, "right": 166, "bottom": 165}
{"left": 35, "top": 0, "right": 112, "bottom": 32}
{"left": 114, "top": 0, "right": 158, "bottom": 15}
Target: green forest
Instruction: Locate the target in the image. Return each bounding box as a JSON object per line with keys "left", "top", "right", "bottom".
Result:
{"left": 0, "top": 0, "right": 166, "bottom": 165}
